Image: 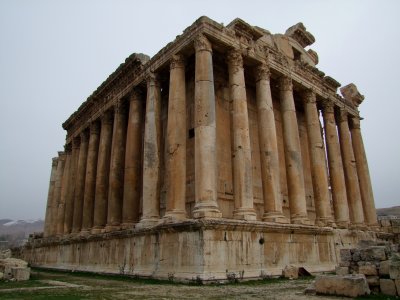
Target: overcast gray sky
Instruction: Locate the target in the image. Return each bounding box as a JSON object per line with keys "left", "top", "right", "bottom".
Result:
{"left": 0, "top": 0, "right": 399, "bottom": 220}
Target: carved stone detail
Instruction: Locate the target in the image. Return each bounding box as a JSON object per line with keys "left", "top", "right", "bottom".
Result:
{"left": 279, "top": 76, "right": 292, "bottom": 91}
{"left": 254, "top": 63, "right": 270, "bottom": 82}
{"left": 226, "top": 49, "right": 243, "bottom": 66}
{"left": 194, "top": 34, "right": 212, "bottom": 52}
{"left": 170, "top": 54, "right": 185, "bottom": 70}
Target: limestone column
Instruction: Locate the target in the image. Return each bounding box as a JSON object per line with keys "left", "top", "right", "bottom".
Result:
{"left": 43, "top": 157, "right": 58, "bottom": 237}
{"left": 164, "top": 54, "right": 187, "bottom": 221}
{"left": 139, "top": 74, "right": 162, "bottom": 226}
{"left": 192, "top": 35, "right": 221, "bottom": 219}
{"left": 57, "top": 147, "right": 71, "bottom": 235}
{"left": 72, "top": 131, "right": 89, "bottom": 233}
{"left": 92, "top": 111, "right": 113, "bottom": 234}
{"left": 64, "top": 137, "right": 80, "bottom": 234}
{"left": 279, "top": 76, "right": 309, "bottom": 224}
{"left": 303, "top": 90, "right": 334, "bottom": 227}
{"left": 106, "top": 102, "right": 127, "bottom": 231}
{"left": 254, "top": 64, "right": 288, "bottom": 223}
{"left": 227, "top": 49, "right": 256, "bottom": 220}
{"left": 122, "top": 90, "right": 143, "bottom": 227}
{"left": 322, "top": 101, "right": 350, "bottom": 227}
{"left": 49, "top": 152, "right": 66, "bottom": 236}
{"left": 81, "top": 122, "right": 100, "bottom": 233}
{"left": 337, "top": 108, "right": 364, "bottom": 226}
{"left": 350, "top": 116, "right": 378, "bottom": 226}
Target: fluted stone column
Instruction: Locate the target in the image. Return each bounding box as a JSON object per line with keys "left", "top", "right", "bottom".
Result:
{"left": 57, "top": 147, "right": 71, "bottom": 235}
{"left": 43, "top": 157, "right": 58, "bottom": 237}
{"left": 49, "top": 152, "right": 66, "bottom": 236}
{"left": 138, "top": 74, "right": 162, "bottom": 227}
{"left": 92, "top": 111, "right": 113, "bottom": 234}
{"left": 338, "top": 108, "right": 364, "bottom": 226}
{"left": 192, "top": 35, "right": 221, "bottom": 219}
{"left": 303, "top": 91, "right": 334, "bottom": 227}
{"left": 279, "top": 76, "right": 309, "bottom": 224}
{"left": 254, "top": 64, "right": 288, "bottom": 223}
{"left": 350, "top": 116, "right": 378, "bottom": 226}
{"left": 122, "top": 90, "right": 143, "bottom": 227}
{"left": 72, "top": 131, "right": 89, "bottom": 233}
{"left": 164, "top": 54, "right": 187, "bottom": 221}
{"left": 106, "top": 102, "right": 127, "bottom": 231}
{"left": 322, "top": 101, "right": 350, "bottom": 227}
{"left": 81, "top": 122, "right": 100, "bottom": 233}
{"left": 64, "top": 138, "right": 80, "bottom": 234}
{"left": 227, "top": 49, "right": 256, "bottom": 220}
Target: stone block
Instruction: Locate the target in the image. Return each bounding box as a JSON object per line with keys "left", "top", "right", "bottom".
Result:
{"left": 360, "top": 246, "right": 386, "bottom": 261}
{"left": 380, "top": 260, "right": 390, "bottom": 276}
{"left": 390, "top": 262, "right": 400, "bottom": 279}
{"left": 352, "top": 249, "right": 361, "bottom": 262}
{"left": 282, "top": 265, "right": 298, "bottom": 279}
{"left": 395, "top": 279, "right": 400, "bottom": 296}
{"left": 359, "top": 264, "right": 377, "bottom": 276}
{"left": 335, "top": 266, "right": 349, "bottom": 276}
{"left": 314, "top": 274, "right": 370, "bottom": 298}
{"left": 339, "top": 261, "right": 350, "bottom": 267}
{"left": 340, "top": 248, "right": 352, "bottom": 262}
{"left": 11, "top": 267, "right": 30, "bottom": 281}
{"left": 380, "top": 279, "right": 397, "bottom": 296}
{"left": 366, "top": 276, "right": 380, "bottom": 287}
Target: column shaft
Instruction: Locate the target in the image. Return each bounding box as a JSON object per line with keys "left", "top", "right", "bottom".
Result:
{"left": 350, "top": 116, "right": 377, "bottom": 226}
{"left": 49, "top": 152, "right": 65, "bottom": 236}
{"left": 322, "top": 102, "right": 350, "bottom": 227}
{"left": 338, "top": 109, "right": 364, "bottom": 226}
{"left": 72, "top": 132, "right": 89, "bottom": 233}
{"left": 64, "top": 139, "right": 79, "bottom": 234}
{"left": 43, "top": 157, "right": 58, "bottom": 237}
{"left": 303, "top": 91, "right": 334, "bottom": 226}
{"left": 139, "top": 74, "right": 162, "bottom": 226}
{"left": 279, "top": 76, "right": 309, "bottom": 224}
{"left": 106, "top": 103, "right": 127, "bottom": 230}
{"left": 227, "top": 50, "right": 256, "bottom": 220}
{"left": 192, "top": 35, "right": 221, "bottom": 218}
{"left": 57, "top": 149, "right": 71, "bottom": 235}
{"left": 255, "top": 64, "right": 287, "bottom": 223}
{"left": 81, "top": 122, "right": 100, "bottom": 232}
{"left": 122, "top": 91, "right": 143, "bottom": 226}
{"left": 92, "top": 112, "right": 113, "bottom": 233}
{"left": 164, "top": 54, "right": 187, "bottom": 220}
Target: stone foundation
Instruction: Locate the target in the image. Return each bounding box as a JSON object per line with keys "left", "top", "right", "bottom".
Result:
{"left": 21, "top": 220, "right": 384, "bottom": 282}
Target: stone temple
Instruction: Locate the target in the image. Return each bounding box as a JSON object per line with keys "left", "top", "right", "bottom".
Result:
{"left": 22, "top": 17, "right": 384, "bottom": 281}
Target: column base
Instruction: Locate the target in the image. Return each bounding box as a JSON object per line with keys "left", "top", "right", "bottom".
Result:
{"left": 163, "top": 209, "right": 187, "bottom": 222}
{"left": 349, "top": 223, "right": 368, "bottom": 230}
{"left": 290, "top": 215, "right": 312, "bottom": 225}
{"left": 136, "top": 217, "right": 159, "bottom": 229}
{"left": 104, "top": 224, "right": 121, "bottom": 232}
{"left": 121, "top": 222, "right": 136, "bottom": 230}
{"left": 315, "top": 217, "right": 336, "bottom": 228}
{"left": 335, "top": 220, "right": 350, "bottom": 229}
{"left": 193, "top": 202, "right": 222, "bottom": 219}
{"left": 79, "top": 229, "right": 92, "bottom": 237}
{"left": 91, "top": 226, "right": 105, "bottom": 234}
{"left": 262, "top": 212, "right": 289, "bottom": 223}
{"left": 233, "top": 208, "right": 257, "bottom": 221}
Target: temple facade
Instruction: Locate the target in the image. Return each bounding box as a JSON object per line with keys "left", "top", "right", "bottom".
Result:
{"left": 24, "top": 17, "right": 381, "bottom": 281}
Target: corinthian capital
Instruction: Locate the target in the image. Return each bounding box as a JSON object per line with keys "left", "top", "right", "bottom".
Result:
{"left": 351, "top": 116, "right": 361, "bottom": 129}
{"left": 321, "top": 100, "right": 335, "bottom": 114}
{"left": 226, "top": 49, "right": 243, "bottom": 67}
{"left": 303, "top": 89, "right": 316, "bottom": 104}
{"left": 254, "top": 63, "right": 271, "bottom": 82}
{"left": 170, "top": 54, "right": 185, "bottom": 70}
{"left": 194, "top": 34, "right": 212, "bottom": 52}
{"left": 279, "top": 76, "right": 292, "bottom": 92}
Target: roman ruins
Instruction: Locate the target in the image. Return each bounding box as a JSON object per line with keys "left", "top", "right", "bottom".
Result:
{"left": 23, "top": 17, "right": 386, "bottom": 281}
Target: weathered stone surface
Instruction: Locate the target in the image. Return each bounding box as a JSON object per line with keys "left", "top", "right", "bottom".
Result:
{"left": 390, "top": 261, "right": 400, "bottom": 279}
{"left": 340, "top": 248, "right": 352, "bottom": 262}
{"left": 0, "top": 258, "right": 29, "bottom": 280}
{"left": 380, "top": 260, "right": 390, "bottom": 276}
{"left": 395, "top": 279, "right": 400, "bottom": 296}
{"left": 380, "top": 279, "right": 397, "bottom": 296}
{"left": 360, "top": 246, "right": 386, "bottom": 261}
{"left": 366, "top": 275, "right": 380, "bottom": 287}
{"left": 282, "top": 265, "right": 299, "bottom": 279}
{"left": 314, "top": 274, "right": 370, "bottom": 298}
{"left": 0, "top": 249, "right": 11, "bottom": 259}
{"left": 335, "top": 266, "right": 349, "bottom": 276}
{"left": 11, "top": 267, "right": 30, "bottom": 281}
{"left": 359, "top": 264, "right": 377, "bottom": 276}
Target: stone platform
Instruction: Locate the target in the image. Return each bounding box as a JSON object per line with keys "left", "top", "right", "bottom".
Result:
{"left": 21, "top": 220, "right": 381, "bottom": 282}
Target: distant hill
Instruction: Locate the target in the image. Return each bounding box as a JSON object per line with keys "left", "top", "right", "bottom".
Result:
{"left": 0, "top": 219, "right": 44, "bottom": 249}
{"left": 376, "top": 206, "right": 400, "bottom": 217}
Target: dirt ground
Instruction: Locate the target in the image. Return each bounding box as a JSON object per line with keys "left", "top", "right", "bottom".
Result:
{"left": 0, "top": 269, "right": 370, "bottom": 300}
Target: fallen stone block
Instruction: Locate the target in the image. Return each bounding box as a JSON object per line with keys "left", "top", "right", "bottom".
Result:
{"left": 380, "top": 260, "right": 390, "bottom": 276}
{"left": 314, "top": 274, "right": 370, "bottom": 298}
{"left": 335, "top": 266, "right": 349, "bottom": 276}
{"left": 380, "top": 279, "right": 397, "bottom": 296}
{"left": 11, "top": 267, "right": 30, "bottom": 281}
{"left": 359, "top": 264, "right": 377, "bottom": 276}
{"left": 282, "top": 265, "right": 298, "bottom": 279}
